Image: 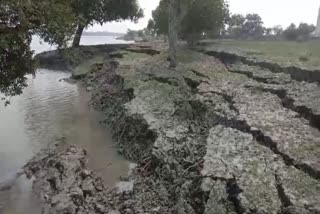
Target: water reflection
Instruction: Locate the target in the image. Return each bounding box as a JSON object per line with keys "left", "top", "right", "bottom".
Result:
{"left": 0, "top": 70, "right": 129, "bottom": 213}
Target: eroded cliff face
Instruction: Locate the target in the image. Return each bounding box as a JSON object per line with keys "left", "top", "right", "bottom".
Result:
{"left": 25, "top": 43, "right": 320, "bottom": 214}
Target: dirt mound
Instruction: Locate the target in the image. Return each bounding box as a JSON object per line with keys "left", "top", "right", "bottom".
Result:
{"left": 23, "top": 142, "right": 118, "bottom": 214}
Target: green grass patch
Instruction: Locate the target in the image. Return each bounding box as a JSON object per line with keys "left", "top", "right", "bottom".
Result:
{"left": 73, "top": 55, "right": 104, "bottom": 76}
{"left": 203, "top": 40, "right": 320, "bottom": 70}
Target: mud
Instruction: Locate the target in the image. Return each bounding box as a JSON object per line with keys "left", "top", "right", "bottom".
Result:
{"left": 22, "top": 141, "right": 116, "bottom": 214}
{"left": 35, "top": 44, "right": 129, "bottom": 70}
{"left": 125, "top": 47, "right": 160, "bottom": 56}
{"left": 24, "top": 43, "right": 320, "bottom": 213}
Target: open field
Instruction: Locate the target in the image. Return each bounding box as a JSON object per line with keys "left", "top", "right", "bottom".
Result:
{"left": 200, "top": 39, "right": 320, "bottom": 70}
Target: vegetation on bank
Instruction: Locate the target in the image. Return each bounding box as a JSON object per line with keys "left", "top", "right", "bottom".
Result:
{"left": 0, "top": 0, "right": 75, "bottom": 97}
{"left": 225, "top": 14, "right": 316, "bottom": 40}
{"left": 0, "top": 0, "right": 142, "bottom": 98}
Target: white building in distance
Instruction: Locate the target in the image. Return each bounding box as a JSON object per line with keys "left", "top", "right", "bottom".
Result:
{"left": 312, "top": 6, "right": 320, "bottom": 37}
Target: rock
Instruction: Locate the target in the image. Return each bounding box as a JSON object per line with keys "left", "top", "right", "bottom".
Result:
{"left": 116, "top": 181, "right": 134, "bottom": 193}
{"left": 152, "top": 207, "right": 161, "bottom": 212}
{"left": 81, "top": 169, "right": 91, "bottom": 179}
{"left": 94, "top": 203, "right": 106, "bottom": 213}
{"left": 108, "top": 210, "right": 120, "bottom": 214}
{"left": 204, "top": 180, "right": 237, "bottom": 214}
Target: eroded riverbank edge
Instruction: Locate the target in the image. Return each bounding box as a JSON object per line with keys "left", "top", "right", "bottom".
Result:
{"left": 22, "top": 43, "right": 320, "bottom": 214}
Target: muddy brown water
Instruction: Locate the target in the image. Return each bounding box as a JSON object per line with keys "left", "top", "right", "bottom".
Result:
{"left": 0, "top": 70, "right": 129, "bottom": 213}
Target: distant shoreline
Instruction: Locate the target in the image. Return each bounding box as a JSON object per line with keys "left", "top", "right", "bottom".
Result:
{"left": 82, "top": 32, "right": 124, "bottom": 37}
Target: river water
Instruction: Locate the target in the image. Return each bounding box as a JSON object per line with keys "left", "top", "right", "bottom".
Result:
{"left": 0, "top": 36, "right": 132, "bottom": 213}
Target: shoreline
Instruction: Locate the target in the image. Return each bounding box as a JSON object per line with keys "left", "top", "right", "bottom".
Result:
{"left": 22, "top": 42, "right": 320, "bottom": 213}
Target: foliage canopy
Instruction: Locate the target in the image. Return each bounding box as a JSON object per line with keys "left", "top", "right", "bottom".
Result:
{"left": 0, "top": 0, "right": 76, "bottom": 98}
{"left": 71, "top": 0, "right": 143, "bottom": 46}
{"left": 150, "top": 0, "right": 228, "bottom": 44}
{"left": 0, "top": 0, "right": 143, "bottom": 99}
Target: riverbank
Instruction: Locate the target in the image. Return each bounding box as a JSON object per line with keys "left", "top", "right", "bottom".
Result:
{"left": 24, "top": 42, "right": 320, "bottom": 213}
{"left": 0, "top": 69, "right": 129, "bottom": 213}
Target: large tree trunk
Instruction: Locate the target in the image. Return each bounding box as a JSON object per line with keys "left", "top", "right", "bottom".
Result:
{"left": 168, "top": 0, "right": 178, "bottom": 68}
{"left": 72, "top": 24, "right": 85, "bottom": 47}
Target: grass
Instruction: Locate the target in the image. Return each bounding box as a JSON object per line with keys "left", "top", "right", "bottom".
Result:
{"left": 73, "top": 55, "right": 104, "bottom": 76}
{"left": 203, "top": 39, "right": 320, "bottom": 70}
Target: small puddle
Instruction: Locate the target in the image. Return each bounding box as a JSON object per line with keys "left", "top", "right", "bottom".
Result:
{"left": 0, "top": 70, "right": 129, "bottom": 213}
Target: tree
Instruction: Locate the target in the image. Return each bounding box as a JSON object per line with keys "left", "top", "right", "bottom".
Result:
{"left": 242, "top": 14, "right": 264, "bottom": 38}
{"left": 283, "top": 23, "right": 298, "bottom": 40}
{"left": 264, "top": 27, "right": 272, "bottom": 36}
{"left": 1, "top": 0, "right": 76, "bottom": 98}
{"left": 71, "top": 0, "right": 143, "bottom": 47}
{"left": 297, "top": 23, "right": 316, "bottom": 39}
{"left": 150, "top": 0, "right": 228, "bottom": 67}
{"left": 227, "top": 14, "right": 245, "bottom": 38}
{"left": 181, "top": 0, "right": 227, "bottom": 45}
{"left": 152, "top": 0, "right": 169, "bottom": 36}
{"left": 147, "top": 19, "right": 156, "bottom": 36}
{"left": 229, "top": 14, "right": 245, "bottom": 27}
{"left": 272, "top": 25, "right": 283, "bottom": 37}
{"left": 283, "top": 23, "right": 315, "bottom": 41}
{"left": 226, "top": 13, "right": 264, "bottom": 39}
{"left": 152, "top": 0, "right": 228, "bottom": 67}
{"left": 153, "top": 0, "right": 227, "bottom": 40}
{"left": 168, "top": 0, "right": 178, "bottom": 68}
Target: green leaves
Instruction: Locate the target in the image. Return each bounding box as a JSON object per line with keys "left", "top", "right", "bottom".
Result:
{"left": 70, "top": 0, "right": 143, "bottom": 46}
{"left": 71, "top": 0, "right": 143, "bottom": 26}
{"left": 0, "top": 0, "right": 144, "bottom": 98}
{"left": 181, "top": 0, "right": 227, "bottom": 36}
{"left": 0, "top": 0, "right": 76, "bottom": 98}
{"left": 227, "top": 13, "right": 264, "bottom": 39}
{"left": 0, "top": 26, "right": 34, "bottom": 97}
{"left": 150, "top": 0, "right": 228, "bottom": 43}
{"left": 152, "top": 0, "right": 169, "bottom": 35}
{"left": 32, "top": 0, "right": 76, "bottom": 47}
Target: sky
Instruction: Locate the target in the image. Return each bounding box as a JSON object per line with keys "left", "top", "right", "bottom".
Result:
{"left": 88, "top": 0, "right": 320, "bottom": 33}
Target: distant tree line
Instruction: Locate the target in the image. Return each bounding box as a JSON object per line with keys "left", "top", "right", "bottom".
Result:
{"left": 225, "top": 13, "right": 316, "bottom": 41}
{"left": 147, "top": 5, "right": 316, "bottom": 43}
{"left": 120, "top": 28, "right": 155, "bottom": 42}
{"left": 282, "top": 23, "right": 316, "bottom": 41}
